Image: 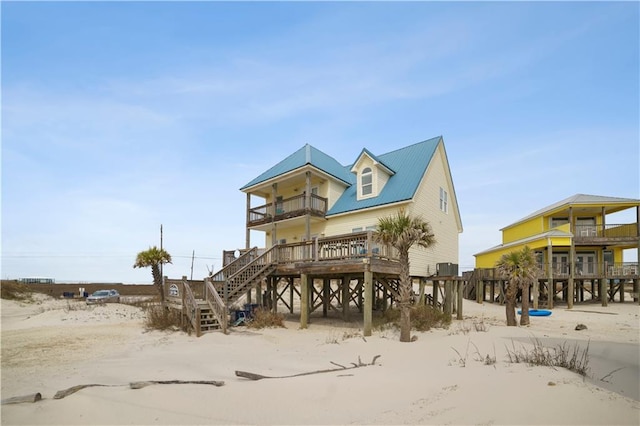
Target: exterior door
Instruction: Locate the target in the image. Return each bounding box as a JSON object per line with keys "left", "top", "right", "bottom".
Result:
{"left": 576, "top": 253, "right": 596, "bottom": 275}
{"left": 552, "top": 254, "right": 569, "bottom": 275}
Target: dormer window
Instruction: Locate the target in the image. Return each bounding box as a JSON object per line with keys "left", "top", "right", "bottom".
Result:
{"left": 361, "top": 167, "right": 373, "bottom": 196}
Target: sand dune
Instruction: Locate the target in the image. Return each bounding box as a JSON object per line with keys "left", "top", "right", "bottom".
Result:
{"left": 1, "top": 294, "right": 639, "bottom": 425}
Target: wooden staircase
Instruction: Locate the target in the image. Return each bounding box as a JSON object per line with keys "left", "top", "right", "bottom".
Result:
{"left": 198, "top": 302, "right": 222, "bottom": 333}
{"left": 183, "top": 246, "right": 278, "bottom": 336}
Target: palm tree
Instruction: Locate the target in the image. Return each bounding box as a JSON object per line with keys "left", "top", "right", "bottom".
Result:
{"left": 375, "top": 209, "right": 436, "bottom": 342}
{"left": 495, "top": 246, "right": 538, "bottom": 326}
{"left": 133, "top": 246, "right": 172, "bottom": 304}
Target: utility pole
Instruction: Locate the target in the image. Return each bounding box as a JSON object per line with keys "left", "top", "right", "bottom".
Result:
{"left": 190, "top": 250, "right": 195, "bottom": 280}
{"left": 160, "top": 224, "right": 164, "bottom": 281}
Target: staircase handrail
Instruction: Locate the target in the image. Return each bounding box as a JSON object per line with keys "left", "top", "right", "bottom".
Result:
{"left": 209, "top": 247, "right": 259, "bottom": 283}
{"left": 182, "top": 279, "right": 201, "bottom": 337}
{"left": 204, "top": 278, "right": 229, "bottom": 334}
{"left": 224, "top": 245, "right": 278, "bottom": 303}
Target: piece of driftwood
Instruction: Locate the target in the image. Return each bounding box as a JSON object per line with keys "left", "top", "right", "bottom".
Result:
{"left": 129, "top": 380, "right": 225, "bottom": 389}
{"left": 236, "top": 355, "right": 381, "bottom": 381}
{"left": 1, "top": 393, "right": 42, "bottom": 405}
{"left": 54, "top": 384, "right": 115, "bottom": 399}
{"left": 54, "top": 379, "right": 225, "bottom": 400}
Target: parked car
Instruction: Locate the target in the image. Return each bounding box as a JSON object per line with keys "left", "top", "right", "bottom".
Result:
{"left": 86, "top": 289, "right": 120, "bottom": 304}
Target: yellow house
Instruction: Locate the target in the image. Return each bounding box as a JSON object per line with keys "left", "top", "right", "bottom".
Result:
{"left": 474, "top": 194, "right": 640, "bottom": 307}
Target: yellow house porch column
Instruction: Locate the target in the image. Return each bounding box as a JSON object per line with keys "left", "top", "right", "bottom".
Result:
{"left": 547, "top": 241, "right": 554, "bottom": 309}
{"left": 636, "top": 206, "right": 640, "bottom": 305}
{"left": 568, "top": 207, "right": 574, "bottom": 309}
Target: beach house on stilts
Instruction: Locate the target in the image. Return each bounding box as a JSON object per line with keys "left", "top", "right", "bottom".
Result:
{"left": 167, "top": 136, "right": 463, "bottom": 336}
{"left": 473, "top": 194, "right": 640, "bottom": 309}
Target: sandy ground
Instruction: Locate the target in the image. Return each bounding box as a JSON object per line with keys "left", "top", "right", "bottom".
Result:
{"left": 1, "top": 294, "right": 639, "bottom": 425}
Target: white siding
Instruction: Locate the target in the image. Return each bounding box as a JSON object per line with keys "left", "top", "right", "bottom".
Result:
{"left": 324, "top": 203, "right": 411, "bottom": 236}
{"left": 327, "top": 180, "right": 347, "bottom": 210}
{"left": 408, "top": 143, "right": 460, "bottom": 276}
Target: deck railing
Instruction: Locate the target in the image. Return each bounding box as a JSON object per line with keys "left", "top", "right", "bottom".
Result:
{"left": 204, "top": 278, "right": 228, "bottom": 334}
{"left": 210, "top": 248, "right": 259, "bottom": 283}
{"left": 574, "top": 223, "right": 638, "bottom": 241}
{"left": 182, "top": 278, "right": 201, "bottom": 337}
{"left": 248, "top": 194, "right": 328, "bottom": 226}
{"left": 273, "top": 231, "right": 398, "bottom": 265}
{"left": 476, "top": 262, "right": 638, "bottom": 280}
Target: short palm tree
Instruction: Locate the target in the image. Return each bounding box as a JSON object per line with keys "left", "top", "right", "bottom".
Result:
{"left": 495, "top": 246, "right": 538, "bottom": 326}
{"left": 375, "top": 209, "right": 436, "bottom": 342}
{"left": 133, "top": 246, "right": 172, "bottom": 304}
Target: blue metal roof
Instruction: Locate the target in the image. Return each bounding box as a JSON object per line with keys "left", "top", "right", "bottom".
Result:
{"left": 240, "top": 144, "right": 353, "bottom": 190}
{"left": 240, "top": 137, "right": 443, "bottom": 216}
{"left": 327, "top": 136, "right": 442, "bottom": 215}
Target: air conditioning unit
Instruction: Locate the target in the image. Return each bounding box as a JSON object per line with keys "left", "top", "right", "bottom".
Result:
{"left": 279, "top": 239, "right": 287, "bottom": 245}
{"left": 436, "top": 263, "right": 459, "bottom": 276}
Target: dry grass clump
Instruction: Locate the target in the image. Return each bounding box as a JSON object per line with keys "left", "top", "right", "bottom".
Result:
{"left": 378, "top": 304, "right": 451, "bottom": 332}
{"left": 506, "top": 337, "right": 590, "bottom": 376}
{"left": 144, "top": 304, "right": 182, "bottom": 331}
{"left": 1, "top": 281, "right": 35, "bottom": 302}
{"left": 247, "top": 308, "right": 285, "bottom": 329}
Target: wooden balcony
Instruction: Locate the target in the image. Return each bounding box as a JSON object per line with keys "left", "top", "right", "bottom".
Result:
{"left": 225, "top": 232, "right": 401, "bottom": 276}
{"left": 574, "top": 223, "right": 639, "bottom": 245}
{"left": 248, "top": 193, "right": 328, "bottom": 227}
{"left": 475, "top": 262, "right": 639, "bottom": 280}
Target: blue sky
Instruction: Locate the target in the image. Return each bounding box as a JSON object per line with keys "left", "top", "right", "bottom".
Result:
{"left": 2, "top": 1, "right": 639, "bottom": 283}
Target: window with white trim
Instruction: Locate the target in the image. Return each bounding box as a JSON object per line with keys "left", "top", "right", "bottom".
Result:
{"left": 439, "top": 187, "right": 448, "bottom": 213}
{"left": 361, "top": 167, "right": 373, "bottom": 196}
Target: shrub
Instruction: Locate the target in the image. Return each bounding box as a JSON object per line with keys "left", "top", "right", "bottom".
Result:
{"left": 377, "top": 304, "right": 451, "bottom": 331}
{"left": 247, "top": 308, "right": 285, "bottom": 329}
{"left": 144, "top": 304, "right": 181, "bottom": 331}
{"left": 1, "top": 281, "right": 34, "bottom": 301}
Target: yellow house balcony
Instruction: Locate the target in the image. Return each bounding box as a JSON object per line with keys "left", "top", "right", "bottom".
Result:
{"left": 248, "top": 193, "right": 328, "bottom": 229}
{"left": 573, "top": 223, "right": 638, "bottom": 246}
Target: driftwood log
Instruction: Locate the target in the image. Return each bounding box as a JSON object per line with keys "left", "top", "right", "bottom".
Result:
{"left": 236, "top": 355, "right": 381, "bottom": 381}
{"left": 54, "top": 380, "right": 225, "bottom": 400}
{"left": 129, "top": 380, "right": 225, "bottom": 389}
{"left": 1, "top": 393, "right": 42, "bottom": 405}
{"left": 54, "top": 384, "right": 117, "bottom": 399}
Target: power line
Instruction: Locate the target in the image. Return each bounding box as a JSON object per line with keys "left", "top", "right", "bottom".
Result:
{"left": 1, "top": 254, "right": 220, "bottom": 260}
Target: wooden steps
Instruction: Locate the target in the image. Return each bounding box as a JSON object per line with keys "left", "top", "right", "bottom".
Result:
{"left": 198, "top": 302, "right": 222, "bottom": 333}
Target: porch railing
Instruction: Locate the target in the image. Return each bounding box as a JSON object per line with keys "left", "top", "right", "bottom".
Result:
{"left": 477, "top": 262, "right": 639, "bottom": 280}
{"left": 273, "top": 231, "right": 398, "bottom": 265}
{"left": 574, "top": 223, "right": 638, "bottom": 241}
{"left": 536, "top": 262, "right": 639, "bottom": 278}
{"left": 248, "top": 193, "right": 328, "bottom": 226}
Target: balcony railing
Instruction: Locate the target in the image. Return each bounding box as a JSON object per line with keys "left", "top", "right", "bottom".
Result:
{"left": 274, "top": 231, "right": 399, "bottom": 264}
{"left": 574, "top": 223, "right": 638, "bottom": 242}
{"left": 536, "top": 262, "right": 638, "bottom": 278}
{"left": 476, "top": 262, "right": 639, "bottom": 280}
{"left": 248, "top": 193, "right": 328, "bottom": 227}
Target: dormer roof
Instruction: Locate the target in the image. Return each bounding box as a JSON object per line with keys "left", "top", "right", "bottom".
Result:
{"left": 350, "top": 148, "right": 395, "bottom": 176}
